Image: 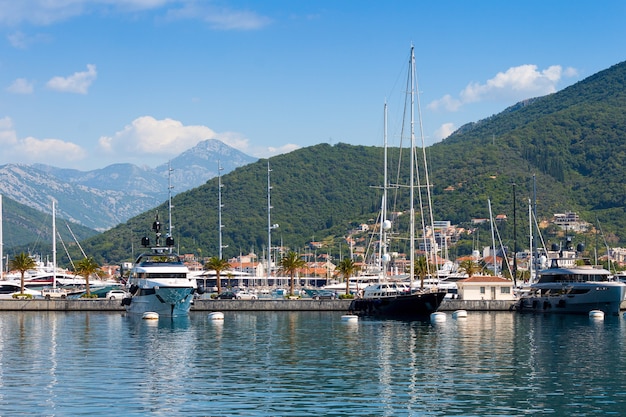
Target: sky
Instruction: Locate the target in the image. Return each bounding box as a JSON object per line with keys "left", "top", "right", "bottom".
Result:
{"left": 0, "top": 0, "right": 624, "bottom": 171}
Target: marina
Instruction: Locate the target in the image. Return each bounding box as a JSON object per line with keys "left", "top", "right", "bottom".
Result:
{"left": 1, "top": 310, "right": 626, "bottom": 416}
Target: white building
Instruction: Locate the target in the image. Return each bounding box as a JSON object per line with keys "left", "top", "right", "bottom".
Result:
{"left": 456, "top": 276, "right": 515, "bottom": 301}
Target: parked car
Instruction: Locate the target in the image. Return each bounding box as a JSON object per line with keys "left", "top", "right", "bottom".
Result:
{"left": 303, "top": 289, "right": 337, "bottom": 300}
{"left": 106, "top": 289, "right": 129, "bottom": 300}
{"left": 216, "top": 291, "right": 237, "bottom": 299}
{"left": 234, "top": 290, "right": 257, "bottom": 300}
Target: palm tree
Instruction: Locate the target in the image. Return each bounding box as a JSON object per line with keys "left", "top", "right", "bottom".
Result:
{"left": 279, "top": 251, "right": 306, "bottom": 296}
{"left": 458, "top": 259, "right": 480, "bottom": 277}
{"left": 413, "top": 255, "right": 432, "bottom": 289}
{"left": 75, "top": 257, "right": 103, "bottom": 297}
{"left": 337, "top": 257, "right": 358, "bottom": 296}
{"left": 205, "top": 257, "right": 231, "bottom": 294}
{"left": 9, "top": 252, "right": 36, "bottom": 295}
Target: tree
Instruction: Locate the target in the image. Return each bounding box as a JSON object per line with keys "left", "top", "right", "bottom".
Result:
{"left": 413, "top": 255, "right": 432, "bottom": 289}
{"left": 279, "top": 251, "right": 306, "bottom": 296}
{"left": 75, "top": 257, "right": 104, "bottom": 297}
{"left": 458, "top": 259, "right": 480, "bottom": 277}
{"left": 205, "top": 257, "right": 231, "bottom": 294}
{"left": 337, "top": 257, "right": 358, "bottom": 296}
{"left": 9, "top": 252, "right": 36, "bottom": 295}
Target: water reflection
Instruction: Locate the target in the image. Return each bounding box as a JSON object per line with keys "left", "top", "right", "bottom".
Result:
{"left": 0, "top": 311, "right": 625, "bottom": 415}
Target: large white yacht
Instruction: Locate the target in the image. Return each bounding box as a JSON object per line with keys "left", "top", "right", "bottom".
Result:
{"left": 513, "top": 246, "right": 625, "bottom": 315}
{"left": 123, "top": 214, "right": 197, "bottom": 317}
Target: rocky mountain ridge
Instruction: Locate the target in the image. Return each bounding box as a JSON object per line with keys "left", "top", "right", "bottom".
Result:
{"left": 0, "top": 139, "right": 257, "bottom": 232}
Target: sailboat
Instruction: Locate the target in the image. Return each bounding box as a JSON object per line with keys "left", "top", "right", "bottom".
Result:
{"left": 348, "top": 46, "right": 447, "bottom": 319}
{"left": 123, "top": 165, "right": 198, "bottom": 317}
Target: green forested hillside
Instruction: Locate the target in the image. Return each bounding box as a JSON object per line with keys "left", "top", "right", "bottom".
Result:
{"left": 67, "top": 60, "right": 626, "bottom": 265}
{"left": 2, "top": 196, "right": 98, "bottom": 254}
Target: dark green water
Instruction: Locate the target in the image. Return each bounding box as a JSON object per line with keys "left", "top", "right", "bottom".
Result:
{"left": 0, "top": 311, "right": 624, "bottom": 416}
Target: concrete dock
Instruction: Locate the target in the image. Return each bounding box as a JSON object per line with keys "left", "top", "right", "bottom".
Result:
{"left": 0, "top": 298, "right": 516, "bottom": 312}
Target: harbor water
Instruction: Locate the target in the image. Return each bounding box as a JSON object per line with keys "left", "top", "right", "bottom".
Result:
{"left": 1, "top": 310, "right": 625, "bottom": 416}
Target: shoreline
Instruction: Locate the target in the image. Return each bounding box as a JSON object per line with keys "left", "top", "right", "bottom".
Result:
{"left": 0, "top": 298, "right": 516, "bottom": 312}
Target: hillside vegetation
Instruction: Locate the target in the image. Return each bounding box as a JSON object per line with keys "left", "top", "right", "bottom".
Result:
{"left": 2, "top": 196, "right": 98, "bottom": 252}
{"left": 24, "top": 60, "right": 626, "bottom": 266}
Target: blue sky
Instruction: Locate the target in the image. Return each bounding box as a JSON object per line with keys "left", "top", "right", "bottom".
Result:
{"left": 0, "top": 0, "right": 624, "bottom": 170}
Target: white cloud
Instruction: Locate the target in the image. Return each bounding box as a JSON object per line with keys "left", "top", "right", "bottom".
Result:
{"left": 429, "top": 64, "right": 578, "bottom": 112}
{"left": 0, "top": 0, "right": 171, "bottom": 26}
{"left": 98, "top": 116, "right": 254, "bottom": 158}
{"left": 21, "top": 136, "right": 87, "bottom": 161}
{"left": 0, "top": 0, "right": 82, "bottom": 26}
{"left": 0, "top": 117, "right": 18, "bottom": 146}
{"left": 433, "top": 123, "right": 456, "bottom": 141}
{"left": 265, "top": 143, "right": 300, "bottom": 157}
{"left": 0, "top": 1, "right": 270, "bottom": 30}
{"left": 46, "top": 64, "right": 97, "bottom": 94}
{"left": 165, "top": 3, "right": 272, "bottom": 30}
{"left": 0, "top": 116, "right": 86, "bottom": 165}
{"left": 7, "top": 78, "right": 34, "bottom": 94}
{"left": 428, "top": 94, "right": 462, "bottom": 112}
{"left": 7, "top": 31, "right": 51, "bottom": 48}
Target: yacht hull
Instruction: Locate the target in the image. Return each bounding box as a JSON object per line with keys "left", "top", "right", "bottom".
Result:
{"left": 348, "top": 291, "right": 447, "bottom": 319}
{"left": 515, "top": 282, "right": 625, "bottom": 315}
{"left": 125, "top": 286, "right": 195, "bottom": 317}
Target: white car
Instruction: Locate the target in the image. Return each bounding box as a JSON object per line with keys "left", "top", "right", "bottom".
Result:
{"left": 234, "top": 290, "right": 257, "bottom": 300}
{"left": 106, "top": 289, "right": 129, "bottom": 300}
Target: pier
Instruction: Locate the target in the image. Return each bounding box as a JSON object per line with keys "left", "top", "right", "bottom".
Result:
{"left": 0, "top": 298, "right": 516, "bottom": 312}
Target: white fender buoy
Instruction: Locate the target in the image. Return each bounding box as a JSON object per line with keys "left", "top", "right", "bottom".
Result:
{"left": 452, "top": 309, "right": 468, "bottom": 319}
{"left": 589, "top": 310, "right": 605, "bottom": 320}
{"left": 430, "top": 312, "right": 446, "bottom": 322}
{"left": 208, "top": 311, "right": 225, "bottom": 320}
{"left": 142, "top": 312, "right": 159, "bottom": 320}
{"left": 341, "top": 314, "right": 358, "bottom": 323}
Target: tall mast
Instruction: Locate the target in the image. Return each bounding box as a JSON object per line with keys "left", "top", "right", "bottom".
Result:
{"left": 488, "top": 198, "right": 497, "bottom": 276}
{"left": 414, "top": 46, "right": 437, "bottom": 275}
{"left": 168, "top": 161, "right": 174, "bottom": 253}
{"left": 267, "top": 161, "right": 278, "bottom": 283}
{"left": 0, "top": 194, "right": 3, "bottom": 280}
{"left": 52, "top": 200, "right": 57, "bottom": 288}
{"left": 218, "top": 161, "right": 226, "bottom": 259}
{"left": 528, "top": 198, "right": 533, "bottom": 281}
{"left": 378, "top": 102, "right": 390, "bottom": 275}
{"left": 512, "top": 183, "right": 517, "bottom": 286}
{"left": 409, "top": 45, "right": 416, "bottom": 283}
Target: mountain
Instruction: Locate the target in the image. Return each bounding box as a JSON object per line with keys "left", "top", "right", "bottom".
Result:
{"left": 72, "top": 60, "right": 626, "bottom": 266}
{"left": 0, "top": 139, "right": 257, "bottom": 234}
{"left": 155, "top": 139, "right": 257, "bottom": 190}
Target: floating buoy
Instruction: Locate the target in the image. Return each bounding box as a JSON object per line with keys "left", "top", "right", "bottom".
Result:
{"left": 208, "top": 311, "right": 224, "bottom": 320}
{"left": 452, "top": 310, "right": 468, "bottom": 319}
{"left": 589, "top": 310, "right": 605, "bottom": 320}
{"left": 430, "top": 312, "right": 446, "bottom": 322}
{"left": 142, "top": 312, "right": 159, "bottom": 320}
{"left": 341, "top": 314, "right": 358, "bottom": 323}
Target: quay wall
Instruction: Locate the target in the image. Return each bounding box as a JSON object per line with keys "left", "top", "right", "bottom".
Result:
{"left": 0, "top": 299, "right": 125, "bottom": 311}
{"left": 0, "top": 298, "right": 516, "bottom": 312}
